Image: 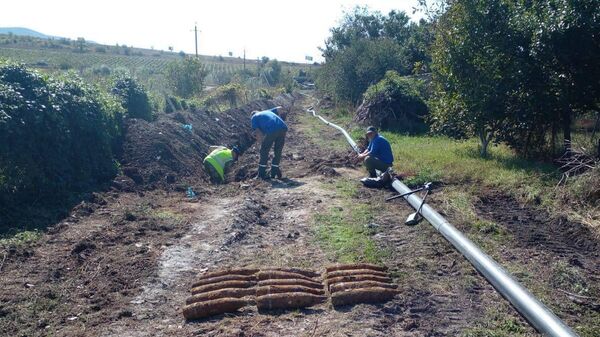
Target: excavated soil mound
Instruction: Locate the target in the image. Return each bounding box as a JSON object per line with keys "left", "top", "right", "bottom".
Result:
{"left": 117, "top": 94, "right": 298, "bottom": 190}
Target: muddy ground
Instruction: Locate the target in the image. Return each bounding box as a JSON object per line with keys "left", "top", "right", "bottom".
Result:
{"left": 1, "top": 93, "right": 599, "bottom": 337}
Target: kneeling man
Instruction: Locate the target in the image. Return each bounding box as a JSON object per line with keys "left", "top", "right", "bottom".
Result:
{"left": 357, "top": 126, "right": 393, "bottom": 178}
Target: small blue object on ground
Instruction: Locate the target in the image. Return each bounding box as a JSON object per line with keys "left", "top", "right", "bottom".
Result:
{"left": 182, "top": 124, "right": 193, "bottom": 131}
{"left": 186, "top": 187, "right": 196, "bottom": 198}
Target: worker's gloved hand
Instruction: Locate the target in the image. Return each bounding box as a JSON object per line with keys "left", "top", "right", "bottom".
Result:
{"left": 270, "top": 166, "right": 282, "bottom": 179}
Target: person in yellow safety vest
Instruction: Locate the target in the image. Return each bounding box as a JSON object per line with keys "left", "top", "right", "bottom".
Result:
{"left": 203, "top": 146, "right": 240, "bottom": 184}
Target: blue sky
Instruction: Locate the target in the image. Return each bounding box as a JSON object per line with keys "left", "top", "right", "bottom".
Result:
{"left": 1, "top": 0, "right": 422, "bottom": 63}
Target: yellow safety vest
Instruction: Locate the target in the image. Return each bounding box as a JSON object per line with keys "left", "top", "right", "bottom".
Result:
{"left": 203, "top": 147, "right": 234, "bottom": 181}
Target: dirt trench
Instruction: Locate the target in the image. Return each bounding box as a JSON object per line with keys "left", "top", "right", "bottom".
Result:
{"left": 1, "top": 93, "right": 599, "bottom": 337}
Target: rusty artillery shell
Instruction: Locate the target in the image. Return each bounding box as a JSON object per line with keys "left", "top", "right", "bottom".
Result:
{"left": 266, "top": 267, "right": 320, "bottom": 278}
{"left": 257, "top": 292, "right": 326, "bottom": 310}
{"left": 257, "top": 270, "right": 319, "bottom": 283}
{"left": 258, "top": 278, "right": 324, "bottom": 290}
{"left": 195, "top": 268, "right": 259, "bottom": 281}
{"left": 191, "top": 280, "right": 256, "bottom": 295}
{"left": 256, "top": 285, "right": 325, "bottom": 296}
{"left": 325, "top": 269, "right": 388, "bottom": 280}
{"left": 326, "top": 275, "right": 392, "bottom": 290}
{"left": 185, "top": 288, "right": 256, "bottom": 305}
{"left": 330, "top": 281, "right": 397, "bottom": 293}
{"left": 182, "top": 297, "right": 248, "bottom": 320}
{"left": 325, "top": 263, "right": 387, "bottom": 273}
{"left": 191, "top": 274, "right": 257, "bottom": 288}
{"left": 331, "top": 287, "right": 399, "bottom": 307}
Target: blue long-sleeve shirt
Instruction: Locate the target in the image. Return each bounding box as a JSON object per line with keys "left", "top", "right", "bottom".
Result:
{"left": 251, "top": 110, "right": 288, "bottom": 135}
{"left": 367, "top": 134, "right": 394, "bottom": 165}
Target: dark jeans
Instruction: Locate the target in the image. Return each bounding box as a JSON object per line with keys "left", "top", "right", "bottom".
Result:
{"left": 260, "top": 129, "right": 286, "bottom": 167}
{"left": 364, "top": 156, "right": 391, "bottom": 177}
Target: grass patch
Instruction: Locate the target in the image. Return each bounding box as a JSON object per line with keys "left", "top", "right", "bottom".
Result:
{"left": 150, "top": 209, "right": 184, "bottom": 222}
{"left": 381, "top": 133, "right": 559, "bottom": 202}
{"left": 314, "top": 203, "right": 387, "bottom": 264}
{"left": 297, "top": 106, "right": 358, "bottom": 152}
{"left": 461, "top": 318, "right": 528, "bottom": 337}
{"left": 440, "top": 187, "right": 507, "bottom": 239}
{"left": 328, "top": 177, "right": 360, "bottom": 199}
{"left": 0, "top": 230, "right": 42, "bottom": 250}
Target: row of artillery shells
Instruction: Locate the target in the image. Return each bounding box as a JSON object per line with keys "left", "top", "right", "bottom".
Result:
{"left": 183, "top": 264, "right": 398, "bottom": 320}
{"left": 324, "top": 263, "right": 399, "bottom": 307}
{"left": 183, "top": 267, "right": 325, "bottom": 320}
{"left": 255, "top": 270, "right": 325, "bottom": 311}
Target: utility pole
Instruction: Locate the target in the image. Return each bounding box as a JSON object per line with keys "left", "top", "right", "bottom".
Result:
{"left": 191, "top": 22, "right": 200, "bottom": 59}
{"left": 194, "top": 23, "right": 198, "bottom": 58}
{"left": 243, "top": 48, "right": 246, "bottom": 71}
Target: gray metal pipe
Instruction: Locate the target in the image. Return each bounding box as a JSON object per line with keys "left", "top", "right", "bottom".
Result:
{"left": 391, "top": 180, "right": 578, "bottom": 337}
{"left": 308, "top": 106, "right": 579, "bottom": 337}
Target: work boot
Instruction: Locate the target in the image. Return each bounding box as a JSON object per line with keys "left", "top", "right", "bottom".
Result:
{"left": 256, "top": 165, "right": 269, "bottom": 180}
{"left": 270, "top": 165, "right": 282, "bottom": 179}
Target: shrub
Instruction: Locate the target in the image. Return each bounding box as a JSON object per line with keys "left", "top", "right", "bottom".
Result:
{"left": 317, "top": 38, "right": 410, "bottom": 104}
{"left": 199, "top": 83, "right": 247, "bottom": 110}
{"left": 166, "top": 57, "right": 209, "bottom": 98}
{"left": 92, "top": 64, "right": 111, "bottom": 76}
{"left": 111, "top": 75, "right": 153, "bottom": 121}
{"left": 355, "top": 71, "right": 428, "bottom": 133}
{"left": 0, "top": 62, "right": 124, "bottom": 229}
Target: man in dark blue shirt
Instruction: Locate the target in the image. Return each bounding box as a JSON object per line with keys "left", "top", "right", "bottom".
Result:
{"left": 251, "top": 108, "right": 288, "bottom": 179}
{"left": 357, "top": 126, "right": 394, "bottom": 177}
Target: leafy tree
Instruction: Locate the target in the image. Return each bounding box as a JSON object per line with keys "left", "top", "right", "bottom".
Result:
{"left": 318, "top": 6, "right": 433, "bottom": 104}
{"left": 429, "top": 0, "right": 600, "bottom": 156}
{"left": 430, "top": 0, "right": 531, "bottom": 156}
{"left": 522, "top": 0, "right": 600, "bottom": 149}
{"left": 261, "top": 59, "right": 282, "bottom": 85}
{"left": 76, "top": 37, "right": 86, "bottom": 53}
{"left": 166, "top": 57, "right": 208, "bottom": 98}
{"left": 317, "top": 38, "right": 409, "bottom": 104}
{"left": 111, "top": 75, "right": 153, "bottom": 121}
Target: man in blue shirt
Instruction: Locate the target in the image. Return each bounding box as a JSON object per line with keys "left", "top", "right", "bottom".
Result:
{"left": 357, "top": 126, "right": 394, "bottom": 178}
{"left": 251, "top": 108, "right": 288, "bottom": 179}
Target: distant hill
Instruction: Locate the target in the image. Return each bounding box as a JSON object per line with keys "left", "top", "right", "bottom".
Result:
{"left": 0, "top": 27, "right": 57, "bottom": 39}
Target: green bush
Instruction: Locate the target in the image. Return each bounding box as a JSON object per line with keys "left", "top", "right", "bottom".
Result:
{"left": 200, "top": 83, "right": 247, "bottom": 110}
{"left": 166, "top": 57, "right": 208, "bottom": 98}
{"left": 111, "top": 75, "right": 153, "bottom": 121}
{"left": 359, "top": 70, "right": 428, "bottom": 133}
{"left": 0, "top": 62, "right": 124, "bottom": 229}
{"left": 317, "top": 38, "right": 410, "bottom": 104}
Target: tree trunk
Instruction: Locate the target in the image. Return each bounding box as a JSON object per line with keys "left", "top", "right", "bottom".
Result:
{"left": 478, "top": 129, "right": 489, "bottom": 157}
{"left": 551, "top": 122, "right": 557, "bottom": 157}
{"left": 562, "top": 106, "right": 572, "bottom": 151}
